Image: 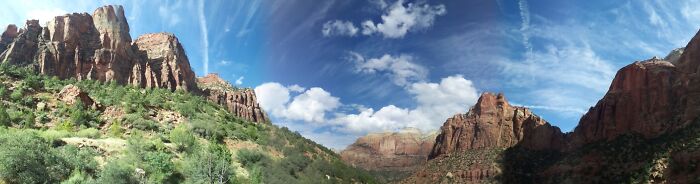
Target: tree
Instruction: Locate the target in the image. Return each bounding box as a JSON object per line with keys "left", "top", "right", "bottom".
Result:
{"left": 0, "top": 130, "right": 71, "bottom": 183}
{"left": 183, "top": 144, "right": 234, "bottom": 184}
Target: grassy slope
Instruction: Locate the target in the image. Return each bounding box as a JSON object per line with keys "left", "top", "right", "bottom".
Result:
{"left": 0, "top": 64, "right": 376, "bottom": 184}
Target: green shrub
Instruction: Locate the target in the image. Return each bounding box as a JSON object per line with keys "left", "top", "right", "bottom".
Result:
{"left": 96, "top": 159, "right": 136, "bottom": 184}
{"left": 169, "top": 125, "right": 196, "bottom": 152}
{"left": 0, "top": 104, "right": 9, "bottom": 127}
{"left": 183, "top": 144, "right": 235, "bottom": 183}
{"left": 237, "top": 149, "right": 267, "bottom": 168}
{"left": 108, "top": 120, "right": 123, "bottom": 137}
{"left": 0, "top": 130, "right": 71, "bottom": 183}
{"left": 75, "top": 128, "right": 100, "bottom": 138}
{"left": 40, "top": 129, "right": 72, "bottom": 143}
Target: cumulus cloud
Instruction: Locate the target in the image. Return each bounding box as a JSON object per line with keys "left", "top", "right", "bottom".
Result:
{"left": 256, "top": 74, "right": 478, "bottom": 137}
{"left": 361, "top": 0, "right": 446, "bottom": 38}
{"left": 349, "top": 52, "right": 428, "bottom": 86}
{"left": 322, "top": 0, "right": 445, "bottom": 38}
{"left": 255, "top": 83, "right": 340, "bottom": 123}
{"left": 322, "top": 20, "right": 359, "bottom": 37}
{"left": 332, "top": 75, "right": 478, "bottom": 133}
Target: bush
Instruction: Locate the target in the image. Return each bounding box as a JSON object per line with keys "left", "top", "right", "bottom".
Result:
{"left": 183, "top": 144, "right": 235, "bottom": 183}
{"left": 237, "top": 149, "right": 267, "bottom": 168}
{"left": 76, "top": 128, "right": 101, "bottom": 138}
{"left": 0, "top": 130, "right": 71, "bottom": 183}
{"left": 169, "top": 125, "right": 196, "bottom": 152}
{"left": 96, "top": 159, "right": 137, "bottom": 184}
{"left": 108, "top": 120, "right": 123, "bottom": 137}
{"left": 0, "top": 104, "right": 9, "bottom": 127}
{"left": 40, "top": 129, "right": 72, "bottom": 143}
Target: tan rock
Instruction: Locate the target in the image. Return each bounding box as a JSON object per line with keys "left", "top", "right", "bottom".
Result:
{"left": 57, "top": 84, "right": 96, "bottom": 108}
{"left": 198, "top": 73, "right": 268, "bottom": 123}
{"left": 132, "top": 33, "right": 198, "bottom": 92}
{"left": 340, "top": 128, "right": 436, "bottom": 172}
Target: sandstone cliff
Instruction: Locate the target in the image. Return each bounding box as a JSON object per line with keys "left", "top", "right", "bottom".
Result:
{"left": 198, "top": 73, "right": 268, "bottom": 123}
{"left": 405, "top": 33, "right": 700, "bottom": 182}
{"left": 429, "top": 92, "right": 566, "bottom": 159}
{"left": 340, "top": 128, "right": 436, "bottom": 182}
{"left": 0, "top": 5, "right": 268, "bottom": 123}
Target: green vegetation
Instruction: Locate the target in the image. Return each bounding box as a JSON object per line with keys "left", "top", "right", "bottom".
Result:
{"left": 0, "top": 64, "right": 376, "bottom": 183}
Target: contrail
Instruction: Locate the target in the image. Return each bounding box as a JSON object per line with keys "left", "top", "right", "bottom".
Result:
{"left": 198, "top": 0, "right": 209, "bottom": 74}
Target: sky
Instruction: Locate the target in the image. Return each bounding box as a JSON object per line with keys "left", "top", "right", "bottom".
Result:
{"left": 2, "top": 0, "right": 700, "bottom": 149}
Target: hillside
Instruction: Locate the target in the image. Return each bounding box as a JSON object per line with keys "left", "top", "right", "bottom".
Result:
{"left": 0, "top": 5, "right": 376, "bottom": 184}
{"left": 401, "top": 29, "right": 700, "bottom": 183}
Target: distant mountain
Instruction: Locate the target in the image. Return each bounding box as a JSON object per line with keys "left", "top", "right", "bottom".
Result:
{"left": 400, "top": 30, "right": 700, "bottom": 183}
{"left": 340, "top": 127, "right": 437, "bottom": 183}
{"left": 0, "top": 5, "right": 376, "bottom": 183}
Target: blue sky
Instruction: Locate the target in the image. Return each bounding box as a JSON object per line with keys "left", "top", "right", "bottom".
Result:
{"left": 2, "top": 0, "right": 700, "bottom": 149}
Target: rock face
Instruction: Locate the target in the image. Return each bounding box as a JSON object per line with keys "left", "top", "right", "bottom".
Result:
{"left": 0, "top": 5, "right": 269, "bottom": 123}
{"left": 57, "top": 84, "right": 98, "bottom": 109}
{"left": 570, "top": 58, "right": 679, "bottom": 147}
{"left": 339, "top": 128, "right": 436, "bottom": 182}
{"left": 429, "top": 92, "right": 566, "bottom": 159}
{"left": 198, "top": 74, "right": 268, "bottom": 123}
{"left": 133, "top": 33, "right": 197, "bottom": 92}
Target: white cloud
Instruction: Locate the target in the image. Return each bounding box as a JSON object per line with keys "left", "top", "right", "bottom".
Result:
{"left": 322, "top": 20, "right": 358, "bottom": 37}
{"left": 234, "top": 76, "right": 244, "bottom": 85}
{"left": 349, "top": 52, "right": 428, "bottom": 86}
{"left": 158, "top": 1, "right": 183, "bottom": 27}
{"left": 287, "top": 84, "right": 306, "bottom": 92}
{"left": 26, "top": 8, "right": 66, "bottom": 25}
{"left": 332, "top": 75, "right": 478, "bottom": 133}
{"left": 217, "top": 60, "right": 231, "bottom": 66}
{"left": 285, "top": 88, "right": 341, "bottom": 123}
{"left": 255, "top": 83, "right": 340, "bottom": 123}
{"left": 361, "top": 0, "right": 446, "bottom": 38}
{"left": 518, "top": 0, "right": 532, "bottom": 52}
{"left": 198, "top": 0, "right": 210, "bottom": 74}
{"left": 256, "top": 75, "right": 478, "bottom": 138}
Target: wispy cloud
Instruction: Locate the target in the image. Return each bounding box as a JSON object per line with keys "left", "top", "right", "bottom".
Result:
{"left": 348, "top": 52, "right": 428, "bottom": 87}
{"left": 322, "top": 0, "right": 446, "bottom": 39}
{"left": 234, "top": 76, "right": 244, "bottom": 85}
{"left": 198, "top": 0, "right": 209, "bottom": 74}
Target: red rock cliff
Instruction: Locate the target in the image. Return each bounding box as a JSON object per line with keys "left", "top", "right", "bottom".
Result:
{"left": 429, "top": 92, "right": 566, "bottom": 159}
{"left": 0, "top": 5, "right": 268, "bottom": 123}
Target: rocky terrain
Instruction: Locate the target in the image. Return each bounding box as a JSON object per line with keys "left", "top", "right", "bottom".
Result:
{"left": 0, "top": 5, "right": 376, "bottom": 184}
{"left": 401, "top": 29, "right": 700, "bottom": 183}
{"left": 340, "top": 128, "right": 437, "bottom": 182}
{"left": 0, "top": 5, "right": 266, "bottom": 123}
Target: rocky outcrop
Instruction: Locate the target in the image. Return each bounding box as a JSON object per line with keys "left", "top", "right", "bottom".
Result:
{"left": 0, "top": 5, "right": 269, "bottom": 123}
{"left": 1, "top": 20, "right": 42, "bottom": 65}
{"left": 133, "top": 33, "right": 197, "bottom": 92}
{"left": 57, "top": 84, "right": 98, "bottom": 109}
{"left": 429, "top": 92, "right": 566, "bottom": 159}
{"left": 198, "top": 74, "right": 268, "bottom": 123}
{"left": 570, "top": 58, "right": 679, "bottom": 147}
{"left": 339, "top": 128, "right": 436, "bottom": 181}
{"left": 0, "top": 24, "right": 18, "bottom": 54}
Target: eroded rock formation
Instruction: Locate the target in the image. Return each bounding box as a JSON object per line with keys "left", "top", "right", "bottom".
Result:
{"left": 198, "top": 73, "right": 268, "bottom": 123}
{"left": 340, "top": 128, "right": 436, "bottom": 182}
{"left": 429, "top": 92, "right": 566, "bottom": 159}
{"left": 0, "top": 5, "right": 268, "bottom": 123}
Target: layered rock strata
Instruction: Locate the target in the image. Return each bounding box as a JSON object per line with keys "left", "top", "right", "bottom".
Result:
{"left": 340, "top": 128, "right": 436, "bottom": 176}
{"left": 0, "top": 5, "right": 268, "bottom": 123}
